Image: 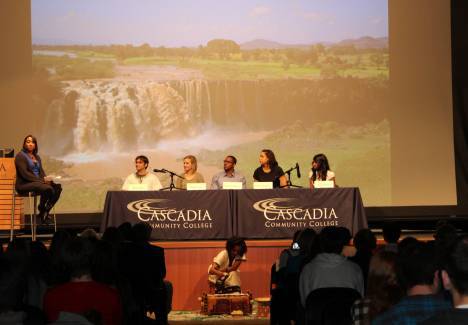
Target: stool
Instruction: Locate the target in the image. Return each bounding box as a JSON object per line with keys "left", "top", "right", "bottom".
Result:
{"left": 10, "top": 191, "right": 57, "bottom": 241}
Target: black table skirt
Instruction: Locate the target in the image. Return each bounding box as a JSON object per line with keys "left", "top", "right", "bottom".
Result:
{"left": 101, "top": 188, "right": 367, "bottom": 240}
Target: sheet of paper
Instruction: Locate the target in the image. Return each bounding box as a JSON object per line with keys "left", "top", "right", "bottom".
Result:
{"left": 186, "top": 182, "right": 207, "bottom": 190}
{"left": 253, "top": 182, "right": 273, "bottom": 189}
{"left": 222, "top": 181, "right": 243, "bottom": 189}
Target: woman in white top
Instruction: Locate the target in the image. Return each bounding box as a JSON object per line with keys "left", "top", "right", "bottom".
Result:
{"left": 208, "top": 237, "right": 247, "bottom": 294}
{"left": 309, "top": 153, "right": 336, "bottom": 188}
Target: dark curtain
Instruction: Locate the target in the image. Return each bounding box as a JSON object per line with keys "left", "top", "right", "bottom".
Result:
{"left": 452, "top": 0, "right": 468, "bottom": 213}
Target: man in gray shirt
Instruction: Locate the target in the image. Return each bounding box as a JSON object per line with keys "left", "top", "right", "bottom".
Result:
{"left": 299, "top": 226, "right": 364, "bottom": 306}
{"left": 211, "top": 155, "right": 246, "bottom": 189}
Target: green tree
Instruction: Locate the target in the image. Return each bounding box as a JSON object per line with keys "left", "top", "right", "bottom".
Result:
{"left": 330, "top": 45, "right": 357, "bottom": 55}
{"left": 138, "top": 43, "right": 153, "bottom": 57}
{"left": 285, "top": 48, "right": 308, "bottom": 66}
{"left": 206, "top": 39, "right": 241, "bottom": 59}
{"left": 313, "top": 43, "right": 326, "bottom": 55}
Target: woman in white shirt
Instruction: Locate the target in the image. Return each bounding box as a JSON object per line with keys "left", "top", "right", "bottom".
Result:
{"left": 208, "top": 237, "right": 247, "bottom": 294}
{"left": 309, "top": 153, "right": 336, "bottom": 188}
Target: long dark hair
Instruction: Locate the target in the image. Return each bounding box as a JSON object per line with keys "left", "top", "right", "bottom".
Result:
{"left": 262, "top": 149, "right": 278, "bottom": 168}
{"left": 226, "top": 237, "right": 247, "bottom": 266}
{"left": 311, "top": 153, "right": 330, "bottom": 181}
{"left": 22, "top": 135, "right": 38, "bottom": 155}
{"left": 366, "top": 250, "right": 403, "bottom": 320}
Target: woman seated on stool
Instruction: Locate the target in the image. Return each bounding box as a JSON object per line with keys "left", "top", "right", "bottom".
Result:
{"left": 208, "top": 237, "right": 247, "bottom": 294}
{"left": 309, "top": 153, "right": 336, "bottom": 188}
{"left": 14, "top": 135, "right": 62, "bottom": 224}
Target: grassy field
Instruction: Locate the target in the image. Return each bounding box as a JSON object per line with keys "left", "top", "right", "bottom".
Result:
{"left": 34, "top": 52, "right": 388, "bottom": 81}
{"left": 122, "top": 56, "right": 388, "bottom": 80}
{"left": 33, "top": 55, "right": 115, "bottom": 81}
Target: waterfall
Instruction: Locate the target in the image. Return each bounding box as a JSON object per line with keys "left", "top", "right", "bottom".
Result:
{"left": 40, "top": 77, "right": 384, "bottom": 155}
{"left": 42, "top": 80, "right": 195, "bottom": 154}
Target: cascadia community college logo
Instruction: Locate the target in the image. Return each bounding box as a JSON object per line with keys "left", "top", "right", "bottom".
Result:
{"left": 252, "top": 198, "right": 339, "bottom": 229}
{"left": 127, "top": 199, "right": 213, "bottom": 229}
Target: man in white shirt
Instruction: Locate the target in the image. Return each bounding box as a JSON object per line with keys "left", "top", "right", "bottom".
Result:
{"left": 210, "top": 155, "right": 246, "bottom": 189}
{"left": 122, "top": 155, "right": 162, "bottom": 191}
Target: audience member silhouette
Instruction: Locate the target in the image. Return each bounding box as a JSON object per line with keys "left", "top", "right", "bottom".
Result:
{"left": 117, "top": 222, "right": 134, "bottom": 242}
{"left": 117, "top": 222, "right": 169, "bottom": 324}
{"left": 349, "top": 228, "right": 377, "bottom": 289}
{"left": 27, "top": 240, "right": 52, "bottom": 309}
{"left": 422, "top": 235, "right": 468, "bottom": 324}
{"left": 102, "top": 226, "right": 124, "bottom": 247}
{"left": 271, "top": 229, "right": 318, "bottom": 325}
{"left": 0, "top": 248, "right": 47, "bottom": 324}
{"left": 351, "top": 250, "right": 403, "bottom": 324}
{"left": 372, "top": 241, "right": 451, "bottom": 324}
{"left": 43, "top": 237, "right": 122, "bottom": 324}
{"left": 299, "top": 226, "right": 364, "bottom": 307}
{"left": 382, "top": 222, "right": 401, "bottom": 252}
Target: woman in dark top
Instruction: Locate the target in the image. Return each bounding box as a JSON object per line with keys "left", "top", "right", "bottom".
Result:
{"left": 253, "top": 149, "right": 287, "bottom": 188}
{"left": 15, "top": 135, "right": 62, "bottom": 224}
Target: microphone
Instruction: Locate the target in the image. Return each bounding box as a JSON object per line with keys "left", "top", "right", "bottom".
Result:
{"left": 153, "top": 168, "right": 167, "bottom": 173}
{"left": 296, "top": 163, "right": 301, "bottom": 178}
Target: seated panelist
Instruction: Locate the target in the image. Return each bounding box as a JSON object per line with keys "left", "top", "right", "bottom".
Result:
{"left": 15, "top": 135, "right": 62, "bottom": 224}
{"left": 253, "top": 149, "right": 287, "bottom": 188}
{"left": 122, "top": 155, "right": 162, "bottom": 191}
{"left": 309, "top": 153, "right": 336, "bottom": 189}
{"left": 211, "top": 155, "right": 246, "bottom": 189}
{"left": 176, "top": 155, "right": 204, "bottom": 190}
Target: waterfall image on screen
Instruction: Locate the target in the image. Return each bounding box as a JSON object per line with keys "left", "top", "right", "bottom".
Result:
{"left": 31, "top": 0, "right": 389, "bottom": 212}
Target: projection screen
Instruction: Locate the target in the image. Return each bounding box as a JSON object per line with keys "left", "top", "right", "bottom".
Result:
{"left": 0, "top": 0, "right": 456, "bottom": 213}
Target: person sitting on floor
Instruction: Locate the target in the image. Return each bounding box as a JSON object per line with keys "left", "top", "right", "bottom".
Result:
{"left": 208, "top": 237, "right": 247, "bottom": 294}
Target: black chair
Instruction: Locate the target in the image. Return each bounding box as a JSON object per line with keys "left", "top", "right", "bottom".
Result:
{"left": 305, "top": 287, "right": 361, "bottom": 325}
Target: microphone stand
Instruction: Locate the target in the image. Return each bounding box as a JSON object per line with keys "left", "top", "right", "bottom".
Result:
{"left": 155, "top": 169, "right": 186, "bottom": 191}
{"left": 282, "top": 165, "right": 303, "bottom": 188}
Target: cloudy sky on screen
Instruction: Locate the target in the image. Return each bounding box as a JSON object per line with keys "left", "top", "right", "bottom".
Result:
{"left": 32, "top": 0, "right": 387, "bottom": 46}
